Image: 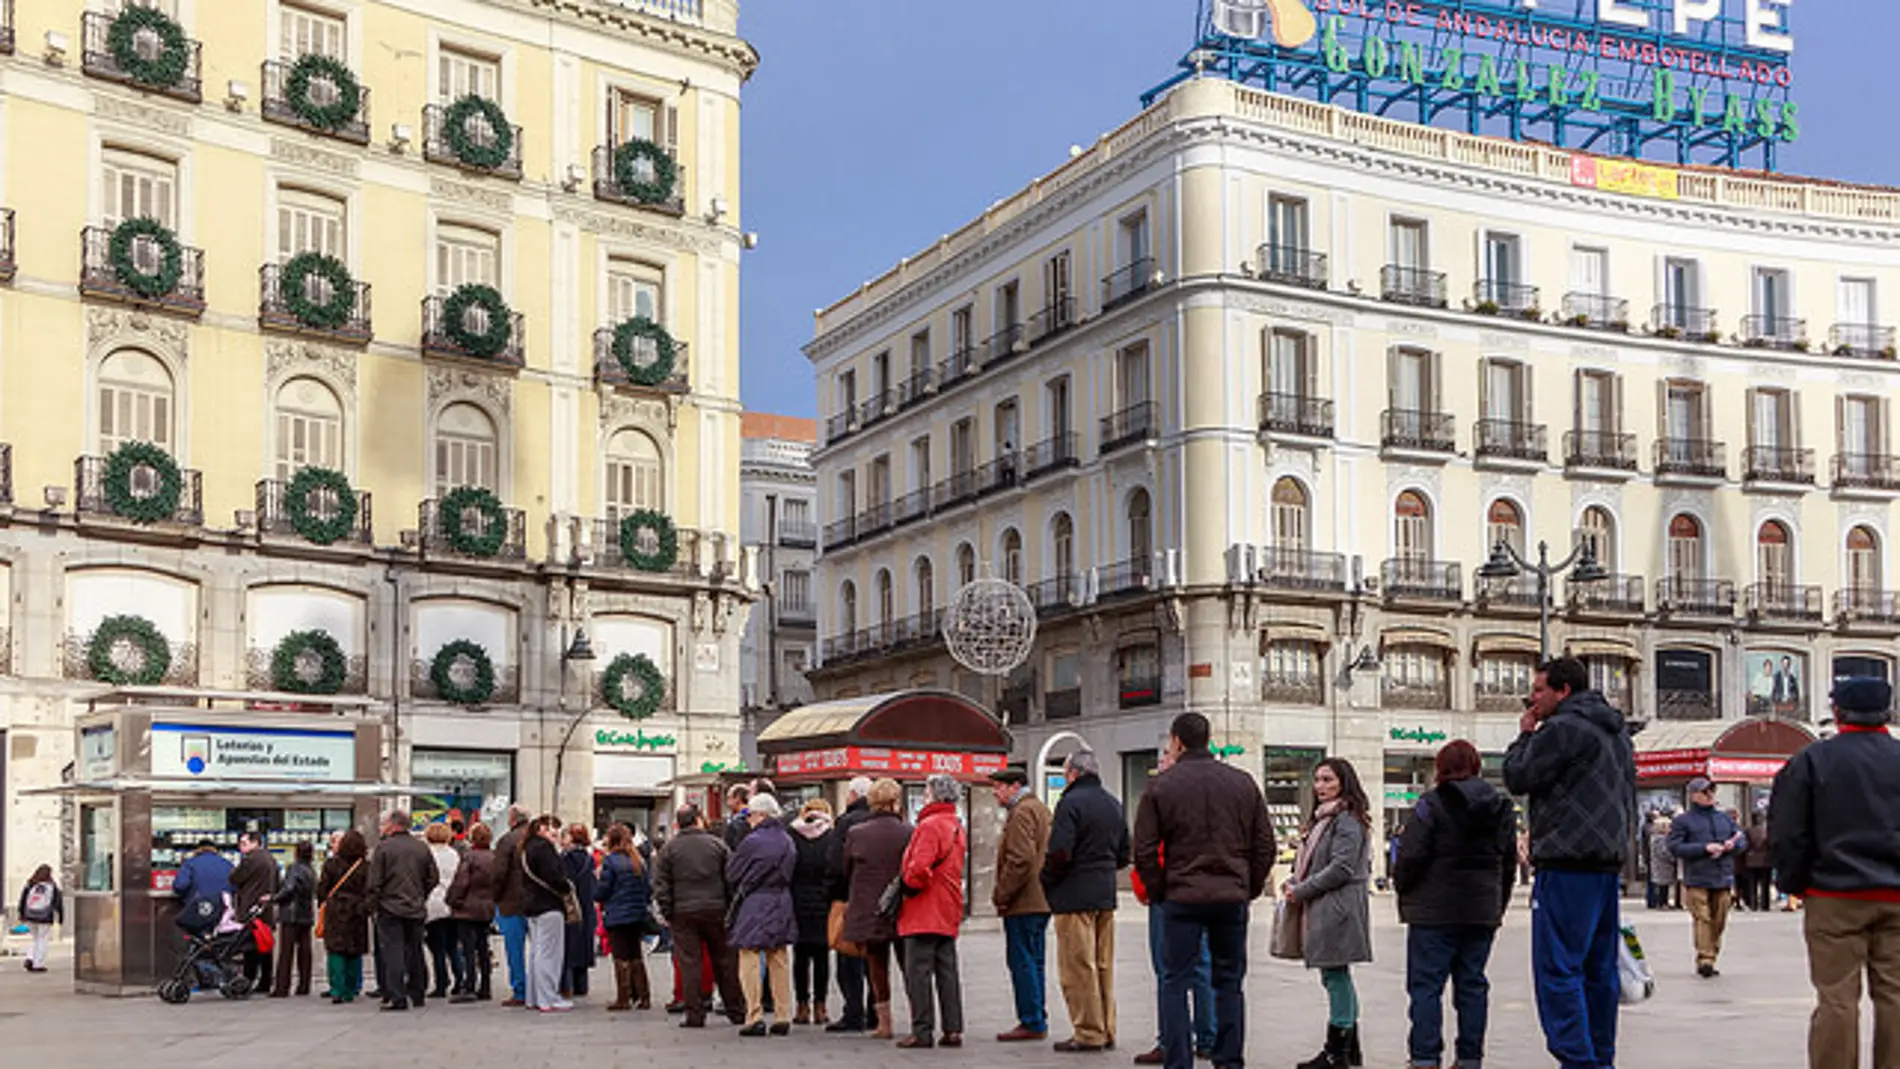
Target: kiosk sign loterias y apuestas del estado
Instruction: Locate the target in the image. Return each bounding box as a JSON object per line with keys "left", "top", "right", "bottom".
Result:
{"left": 151, "top": 723, "right": 357, "bottom": 783}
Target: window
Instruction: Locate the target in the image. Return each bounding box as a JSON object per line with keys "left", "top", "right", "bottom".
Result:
{"left": 871, "top": 351, "right": 890, "bottom": 400}
{"left": 1049, "top": 650, "right": 1081, "bottom": 691}
{"left": 996, "top": 281, "right": 1021, "bottom": 333}
{"left": 1272, "top": 477, "right": 1308, "bottom": 552}
{"left": 1758, "top": 520, "right": 1793, "bottom": 587}
{"left": 1483, "top": 233, "right": 1521, "bottom": 288}
{"left": 1118, "top": 211, "right": 1150, "bottom": 270}
{"left": 273, "top": 376, "right": 342, "bottom": 479}
{"left": 1848, "top": 527, "right": 1882, "bottom": 593}
{"left": 1476, "top": 654, "right": 1535, "bottom": 702}
{"left": 1587, "top": 656, "right": 1633, "bottom": 712}
{"left": 1755, "top": 267, "right": 1792, "bottom": 322}
{"left": 1840, "top": 396, "right": 1885, "bottom": 464}
{"left": 1483, "top": 359, "right": 1529, "bottom": 423}
{"left": 435, "top": 223, "right": 499, "bottom": 294}
{"left": 867, "top": 455, "right": 891, "bottom": 509}
{"left": 909, "top": 436, "right": 931, "bottom": 492}
{"left": 1574, "top": 369, "right": 1620, "bottom": 435}
{"left": 1664, "top": 380, "right": 1707, "bottom": 443}
{"left": 281, "top": 2, "right": 345, "bottom": 59}
{"left": 1487, "top": 499, "right": 1524, "bottom": 554}
{"left": 607, "top": 259, "right": 663, "bottom": 324}
{"left": 1389, "top": 347, "right": 1436, "bottom": 414}
{"left": 1394, "top": 491, "right": 1432, "bottom": 561}
{"left": 837, "top": 369, "right": 857, "bottom": 418}
{"left": 434, "top": 402, "right": 497, "bottom": 493}
{"left": 1669, "top": 514, "right": 1704, "bottom": 579}
{"left": 914, "top": 559, "right": 934, "bottom": 618}
{"left": 1840, "top": 278, "right": 1878, "bottom": 329}
{"left": 781, "top": 498, "right": 811, "bottom": 541}
{"left": 1750, "top": 388, "right": 1795, "bottom": 450}
{"left": 438, "top": 46, "right": 499, "bottom": 103}
{"left": 955, "top": 543, "right": 975, "bottom": 588}
{"left": 101, "top": 147, "right": 177, "bottom": 229}
{"left": 277, "top": 186, "right": 345, "bottom": 263}
{"left": 1382, "top": 646, "right": 1448, "bottom": 708}
{"left": 1664, "top": 258, "right": 1701, "bottom": 323}
{"left": 875, "top": 569, "right": 893, "bottom": 628}
{"left": 1268, "top": 330, "right": 1315, "bottom": 400}
{"left": 1269, "top": 196, "right": 1309, "bottom": 257}
{"left": 1579, "top": 506, "right": 1617, "bottom": 571}
{"left": 993, "top": 398, "right": 1019, "bottom": 455}
{"left": 1046, "top": 376, "right": 1072, "bottom": 438}
{"left": 1389, "top": 218, "right": 1428, "bottom": 269}
{"left": 1052, "top": 513, "right": 1075, "bottom": 580}
{"left": 1261, "top": 639, "right": 1322, "bottom": 702}
{"left": 1118, "top": 643, "right": 1161, "bottom": 705}
{"left": 780, "top": 569, "right": 811, "bottom": 614}
{"left": 838, "top": 581, "right": 857, "bottom": 635}
{"left": 98, "top": 349, "right": 174, "bottom": 452}
{"left": 1002, "top": 528, "right": 1023, "bottom": 585}
{"left": 608, "top": 88, "right": 667, "bottom": 147}
{"left": 1127, "top": 488, "right": 1153, "bottom": 562}
{"left": 950, "top": 418, "right": 975, "bottom": 478}
{"left": 1117, "top": 342, "right": 1151, "bottom": 407}
{"left": 1570, "top": 246, "right": 1609, "bottom": 297}
{"left": 909, "top": 330, "right": 931, "bottom": 378}
{"left": 1043, "top": 251, "right": 1072, "bottom": 309}
{"left": 951, "top": 306, "right": 973, "bottom": 357}
{"left": 835, "top": 470, "right": 856, "bottom": 522}
{"left": 604, "top": 428, "right": 663, "bottom": 519}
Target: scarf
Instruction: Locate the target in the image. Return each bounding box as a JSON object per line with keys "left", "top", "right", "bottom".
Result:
{"left": 1292, "top": 799, "right": 1349, "bottom": 885}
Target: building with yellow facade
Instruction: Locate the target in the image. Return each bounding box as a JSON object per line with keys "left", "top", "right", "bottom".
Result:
{"left": 0, "top": 0, "right": 756, "bottom": 898}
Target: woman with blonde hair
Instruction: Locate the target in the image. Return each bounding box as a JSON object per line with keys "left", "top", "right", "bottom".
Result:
{"left": 594, "top": 823, "right": 654, "bottom": 1010}
{"left": 843, "top": 778, "right": 913, "bottom": 1038}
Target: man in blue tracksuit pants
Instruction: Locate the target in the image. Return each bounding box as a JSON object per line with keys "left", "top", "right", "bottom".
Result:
{"left": 1504, "top": 657, "right": 1636, "bottom": 1069}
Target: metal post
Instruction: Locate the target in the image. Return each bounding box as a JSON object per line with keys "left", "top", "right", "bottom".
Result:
{"left": 1537, "top": 541, "right": 1551, "bottom": 661}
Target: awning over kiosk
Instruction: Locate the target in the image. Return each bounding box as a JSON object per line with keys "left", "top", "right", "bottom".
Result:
{"left": 758, "top": 689, "right": 1011, "bottom": 782}
{"left": 1635, "top": 717, "right": 1816, "bottom": 783}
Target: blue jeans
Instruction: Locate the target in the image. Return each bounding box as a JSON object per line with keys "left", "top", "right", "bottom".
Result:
{"left": 1003, "top": 914, "right": 1049, "bottom": 1032}
{"left": 1159, "top": 902, "right": 1248, "bottom": 1069}
{"left": 1406, "top": 924, "right": 1497, "bottom": 1067}
{"left": 1531, "top": 870, "right": 1621, "bottom": 1069}
{"left": 496, "top": 913, "right": 528, "bottom": 1001}
{"left": 1148, "top": 903, "right": 1215, "bottom": 1051}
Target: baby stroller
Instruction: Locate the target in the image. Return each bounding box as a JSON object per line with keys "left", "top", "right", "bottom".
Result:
{"left": 156, "top": 897, "right": 269, "bottom": 1005}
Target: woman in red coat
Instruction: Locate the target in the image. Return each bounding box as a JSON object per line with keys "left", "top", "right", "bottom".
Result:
{"left": 895, "top": 773, "right": 967, "bottom": 1050}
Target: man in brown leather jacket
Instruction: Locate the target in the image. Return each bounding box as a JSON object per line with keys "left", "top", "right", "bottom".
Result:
{"left": 990, "top": 767, "right": 1053, "bottom": 1042}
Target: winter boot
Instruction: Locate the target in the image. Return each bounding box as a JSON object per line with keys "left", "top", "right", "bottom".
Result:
{"left": 607, "top": 960, "right": 632, "bottom": 1011}
{"left": 631, "top": 960, "right": 651, "bottom": 1009}
{"left": 794, "top": 1001, "right": 812, "bottom": 1025}
{"left": 1344, "top": 1025, "right": 1363, "bottom": 1067}
{"left": 814, "top": 1001, "right": 830, "bottom": 1024}
{"left": 1294, "top": 1025, "right": 1350, "bottom": 1069}
{"left": 873, "top": 1000, "right": 894, "bottom": 1039}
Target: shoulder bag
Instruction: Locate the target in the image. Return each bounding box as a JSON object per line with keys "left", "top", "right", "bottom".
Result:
{"left": 521, "top": 845, "right": 583, "bottom": 925}
{"left": 313, "top": 858, "right": 363, "bottom": 941}
{"left": 1268, "top": 893, "right": 1305, "bottom": 960}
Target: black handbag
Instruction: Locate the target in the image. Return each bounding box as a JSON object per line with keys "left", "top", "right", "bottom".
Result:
{"left": 875, "top": 875, "right": 905, "bottom": 921}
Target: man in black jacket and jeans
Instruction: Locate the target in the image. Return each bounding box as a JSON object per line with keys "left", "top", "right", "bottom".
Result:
{"left": 1044, "top": 749, "right": 1131, "bottom": 1054}
{"left": 1771, "top": 676, "right": 1900, "bottom": 1069}
{"left": 824, "top": 776, "right": 875, "bottom": 1033}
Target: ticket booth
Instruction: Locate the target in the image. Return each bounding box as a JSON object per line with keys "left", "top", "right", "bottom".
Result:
{"left": 1636, "top": 716, "right": 1816, "bottom": 813}
{"left": 42, "top": 688, "right": 401, "bottom": 995}
{"left": 756, "top": 690, "right": 1011, "bottom": 916}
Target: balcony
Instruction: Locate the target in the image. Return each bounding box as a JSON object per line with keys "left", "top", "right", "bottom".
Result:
{"left": 1741, "top": 445, "right": 1815, "bottom": 488}
{"left": 1834, "top": 454, "right": 1900, "bottom": 496}
{"left": 1381, "top": 265, "right": 1447, "bottom": 308}
{"left": 1119, "top": 675, "right": 1162, "bottom": 709}
{"left": 64, "top": 632, "right": 198, "bottom": 687}
{"left": 1028, "top": 297, "right": 1077, "bottom": 345}
{"left": 982, "top": 323, "right": 1025, "bottom": 368}
{"left": 1253, "top": 548, "right": 1348, "bottom": 593}
{"left": 1830, "top": 323, "right": 1897, "bottom": 360}
{"left": 777, "top": 519, "right": 817, "bottom": 549}
{"left": 1261, "top": 671, "right": 1324, "bottom": 706}
{"left": 590, "top": 517, "right": 727, "bottom": 578}
{"left": 820, "top": 632, "right": 860, "bottom": 663}
{"left": 1381, "top": 409, "right": 1456, "bottom": 456}
{"left": 419, "top": 497, "right": 526, "bottom": 561}
{"left": 422, "top": 295, "right": 525, "bottom": 368}
{"left": 1381, "top": 558, "right": 1462, "bottom": 602}
{"left": 897, "top": 366, "right": 935, "bottom": 409}
{"left": 1650, "top": 304, "right": 1721, "bottom": 342}
{"left": 821, "top": 515, "right": 856, "bottom": 550}
{"left": 1472, "top": 279, "right": 1541, "bottom": 319}
{"left": 1100, "top": 556, "right": 1156, "bottom": 599}
{"left": 930, "top": 470, "right": 979, "bottom": 512}
{"left": 891, "top": 488, "right": 930, "bottom": 528}
{"left": 260, "top": 263, "right": 372, "bottom": 343}
{"left": 1654, "top": 439, "right": 1726, "bottom": 482}
{"left": 856, "top": 390, "right": 896, "bottom": 428}
{"left": 0, "top": 443, "right": 12, "bottom": 506}
{"left": 1384, "top": 679, "right": 1451, "bottom": 711}
{"left": 260, "top": 59, "right": 371, "bottom": 144}
{"left": 80, "top": 226, "right": 205, "bottom": 315}
{"left": 423, "top": 102, "right": 524, "bottom": 180}
{"left": 411, "top": 659, "right": 521, "bottom": 705}
{"left": 1023, "top": 432, "right": 1081, "bottom": 479}
{"left": 1568, "top": 573, "right": 1646, "bottom": 615}
{"left": 1746, "top": 583, "right": 1824, "bottom": 624}
{"left": 591, "top": 144, "right": 686, "bottom": 215}
{"left": 1741, "top": 314, "right": 1808, "bottom": 350}
{"left": 890, "top": 610, "right": 945, "bottom": 652}
{"left": 1258, "top": 392, "right": 1334, "bottom": 439}
{"left": 937, "top": 345, "right": 978, "bottom": 386}
{"left": 776, "top": 600, "right": 816, "bottom": 628}
{"left": 0, "top": 208, "right": 14, "bottom": 283}
{"left": 854, "top": 501, "right": 893, "bottom": 537}
{"left": 245, "top": 645, "right": 367, "bottom": 695}
{"left": 1255, "top": 244, "right": 1327, "bottom": 290}
{"left": 1560, "top": 292, "right": 1631, "bottom": 331}
{"left": 1656, "top": 577, "right": 1736, "bottom": 617}
{"left": 1475, "top": 573, "right": 1543, "bottom": 610}
{"left": 1100, "top": 402, "right": 1157, "bottom": 454}
{"left": 81, "top": 10, "right": 202, "bottom": 103}
{"left": 1475, "top": 683, "right": 1531, "bottom": 714}
{"left": 975, "top": 453, "right": 1023, "bottom": 497}
{"left": 1102, "top": 257, "right": 1155, "bottom": 311}
{"left": 1029, "top": 575, "right": 1081, "bottom": 616}
{"left": 593, "top": 327, "right": 689, "bottom": 392}
{"left": 1563, "top": 431, "right": 1638, "bottom": 474}
{"left": 1474, "top": 419, "right": 1548, "bottom": 465}
{"left": 75, "top": 454, "right": 203, "bottom": 526}
{"left": 255, "top": 477, "right": 372, "bottom": 546}
{"left": 823, "top": 410, "right": 856, "bottom": 446}
{"left": 1837, "top": 588, "right": 1900, "bottom": 627}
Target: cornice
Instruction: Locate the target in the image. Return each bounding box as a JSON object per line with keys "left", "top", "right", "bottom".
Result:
{"left": 521, "top": 0, "right": 760, "bottom": 81}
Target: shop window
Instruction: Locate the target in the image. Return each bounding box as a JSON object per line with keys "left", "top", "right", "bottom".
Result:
{"left": 1656, "top": 647, "right": 1718, "bottom": 721}
{"left": 1261, "top": 638, "right": 1323, "bottom": 704}
{"left": 81, "top": 803, "right": 117, "bottom": 892}
{"left": 1044, "top": 649, "right": 1082, "bottom": 720}
{"left": 1382, "top": 645, "right": 1449, "bottom": 710}
{"left": 1586, "top": 656, "right": 1633, "bottom": 715}
{"left": 410, "top": 749, "right": 514, "bottom": 822}
{"left": 1475, "top": 653, "right": 1535, "bottom": 711}
{"left": 1264, "top": 748, "right": 1323, "bottom": 861}
{"left": 1117, "top": 643, "right": 1160, "bottom": 708}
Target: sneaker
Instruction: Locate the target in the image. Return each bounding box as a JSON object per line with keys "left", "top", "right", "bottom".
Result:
{"left": 541, "top": 1001, "right": 575, "bottom": 1014}
{"left": 1697, "top": 962, "right": 1719, "bottom": 978}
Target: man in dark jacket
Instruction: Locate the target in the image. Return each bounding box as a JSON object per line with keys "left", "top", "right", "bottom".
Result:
{"left": 1044, "top": 749, "right": 1131, "bottom": 1053}
{"left": 723, "top": 784, "right": 754, "bottom": 850}
{"left": 1771, "top": 676, "right": 1900, "bottom": 1069}
{"left": 1133, "top": 712, "right": 1276, "bottom": 1069}
{"left": 228, "top": 832, "right": 280, "bottom": 987}
{"left": 270, "top": 841, "right": 318, "bottom": 997}
{"left": 825, "top": 776, "right": 875, "bottom": 1032}
{"left": 365, "top": 810, "right": 439, "bottom": 1011}
{"left": 489, "top": 804, "right": 531, "bottom": 1005}
{"left": 654, "top": 804, "right": 745, "bottom": 1027}
{"left": 1503, "top": 657, "right": 1636, "bottom": 1069}
{"left": 1667, "top": 776, "right": 1749, "bottom": 978}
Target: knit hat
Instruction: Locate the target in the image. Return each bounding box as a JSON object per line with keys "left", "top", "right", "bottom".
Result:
{"left": 1832, "top": 677, "right": 1893, "bottom": 725}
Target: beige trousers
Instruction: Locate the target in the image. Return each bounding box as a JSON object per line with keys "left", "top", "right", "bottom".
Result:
{"left": 1055, "top": 910, "right": 1117, "bottom": 1047}
{"left": 1805, "top": 896, "right": 1900, "bottom": 1069}
{"left": 739, "top": 946, "right": 792, "bottom": 1027}
{"left": 1685, "top": 886, "right": 1735, "bottom": 967}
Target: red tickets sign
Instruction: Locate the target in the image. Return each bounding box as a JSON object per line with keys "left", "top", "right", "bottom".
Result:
{"left": 773, "top": 747, "right": 1007, "bottom": 780}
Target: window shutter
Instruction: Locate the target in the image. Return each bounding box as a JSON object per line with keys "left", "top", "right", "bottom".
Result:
{"left": 1387, "top": 348, "right": 1400, "bottom": 409}
{"left": 1430, "top": 350, "right": 1443, "bottom": 412}
{"left": 1744, "top": 387, "right": 1758, "bottom": 448}
{"left": 1520, "top": 363, "right": 1533, "bottom": 421}
{"left": 1884, "top": 398, "right": 1894, "bottom": 453}
{"left": 664, "top": 105, "right": 679, "bottom": 154}
{"left": 1657, "top": 380, "right": 1670, "bottom": 438}
{"left": 1792, "top": 390, "right": 1804, "bottom": 449}
{"left": 1612, "top": 374, "right": 1625, "bottom": 433}
{"left": 1571, "top": 369, "right": 1584, "bottom": 431}
{"left": 1303, "top": 334, "right": 1319, "bottom": 400}
{"left": 1836, "top": 395, "right": 1847, "bottom": 455}
{"left": 1478, "top": 358, "right": 1492, "bottom": 417}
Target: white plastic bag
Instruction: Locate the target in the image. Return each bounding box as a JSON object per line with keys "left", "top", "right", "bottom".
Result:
{"left": 1617, "top": 924, "right": 1654, "bottom": 1004}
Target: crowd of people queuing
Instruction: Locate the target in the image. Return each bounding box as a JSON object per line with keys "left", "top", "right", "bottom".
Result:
{"left": 16, "top": 659, "right": 1900, "bottom": 1069}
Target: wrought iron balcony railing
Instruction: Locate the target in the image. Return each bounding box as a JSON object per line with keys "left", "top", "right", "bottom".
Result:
{"left": 1560, "top": 292, "right": 1631, "bottom": 331}
{"left": 591, "top": 516, "right": 725, "bottom": 577}
{"left": 892, "top": 488, "right": 930, "bottom": 527}
{"left": 1381, "top": 558, "right": 1462, "bottom": 601}
{"left": 1028, "top": 297, "right": 1077, "bottom": 345}
{"left": 930, "top": 470, "right": 980, "bottom": 511}
{"left": 1654, "top": 438, "right": 1726, "bottom": 480}
{"left": 260, "top": 263, "right": 372, "bottom": 342}
{"left": 76, "top": 453, "right": 203, "bottom": 525}
{"left": 255, "top": 477, "right": 371, "bottom": 545}
{"left": 419, "top": 497, "right": 527, "bottom": 561}
{"left": 897, "top": 366, "right": 935, "bottom": 409}
{"left": 422, "top": 295, "right": 525, "bottom": 367}
{"left": 975, "top": 453, "right": 1023, "bottom": 497}
{"left": 245, "top": 646, "right": 368, "bottom": 694}
{"left": 1383, "top": 679, "right": 1451, "bottom": 710}
{"left": 854, "top": 501, "right": 893, "bottom": 536}
{"left": 1656, "top": 577, "right": 1736, "bottom": 616}
{"left": 856, "top": 390, "right": 895, "bottom": 427}
{"left": 0, "top": 443, "right": 12, "bottom": 507}
{"left": 1837, "top": 588, "right": 1900, "bottom": 625}
{"left": 1261, "top": 672, "right": 1325, "bottom": 706}
{"left": 776, "top": 599, "right": 816, "bottom": 627}
{"left": 1746, "top": 582, "right": 1824, "bottom": 622}
{"left": 1255, "top": 244, "right": 1327, "bottom": 290}
{"left": 0, "top": 208, "right": 15, "bottom": 283}
{"left": 1651, "top": 303, "right": 1720, "bottom": 340}
{"left": 777, "top": 519, "right": 818, "bottom": 548}
{"left": 1100, "top": 556, "right": 1156, "bottom": 598}
{"left": 81, "top": 10, "right": 201, "bottom": 103}
{"left": 80, "top": 226, "right": 205, "bottom": 314}
{"left": 1101, "top": 257, "right": 1155, "bottom": 311}
{"left": 937, "top": 345, "right": 978, "bottom": 385}
{"left": 1476, "top": 573, "right": 1543, "bottom": 608}
{"left": 1830, "top": 323, "right": 1897, "bottom": 360}
{"left": 1381, "top": 409, "right": 1456, "bottom": 453}
{"left": 823, "top": 410, "right": 855, "bottom": 446}
{"left": 411, "top": 659, "right": 522, "bottom": 705}
{"left": 1567, "top": 573, "right": 1646, "bottom": 614}
{"left": 1381, "top": 265, "right": 1448, "bottom": 308}
{"left": 261, "top": 59, "right": 371, "bottom": 143}
{"left": 423, "top": 102, "right": 524, "bottom": 180}
{"left": 1030, "top": 574, "right": 1081, "bottom": 616}
{"left": 1023, "top": 432, "right": 1081, "bottom": 479}
{"left": 821, "top": 515, "right": 856, "bottom": 550}
{"left": 1475, "top": 682, "right": 1532, "bottom": 713}
{"left": 1254, "top": 548, "right": 1348, "bottom": 593}
{"left": 982, "top": 323, "right": 1025, "bottom": 367}
{"left": 1475, "top": 419, "right": 1547, "bottom": 462}
{"left": 64, "top": 632, "right": 198, "bottom": 686}
{"left": 1742, "top": 445, "right": 1815, "bottom": 485}
{"left": 1741, "top": 314, "right": 1808, "bottom": 350}
{"left": 1473, "top": 279, "right": 1540, "bottom": 317}
{"left": 1100, "top": 402, "right": 1157, "bottom": 454}
{"left": 593, "top": 327, "right": 689, "bottom": 391}
{"left": 1834, "top": 454, "right": 1900, "bottom": 492}
{"left": 1258, "top": 392, "right": 1334, "bottom": 438}
{"left": 1564, "top": 430, "right": 1638, "bottom": 471}
{"left": 592, "top": 144, "right": 686, "bottom": 214}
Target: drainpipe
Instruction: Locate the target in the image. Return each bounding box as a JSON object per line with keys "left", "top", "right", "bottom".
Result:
{"left": 765, "top": 492, "right": 779, "bottom": 710}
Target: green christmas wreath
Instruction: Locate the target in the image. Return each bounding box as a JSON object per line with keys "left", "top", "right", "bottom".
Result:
{"left": 441, "top": 283, "right": 513, "bottom": 359}
{"left": 619, "top": 509, "right": 678, "bottom": 572}
{"left": 271, "top": 629, "right": 347, "bottom": 695}
{"left": 439, "top": 485, "right": 507, "bottom": 557}
{"left": 88, "top": 615, "right": 171, "bottom": 686}
{"left": 106, "top": 4, "right": 191, "bottom": 90}
{"left": 441, "top": 94, "right": 514, "bottom": 170}
{"left": 601, "top": 653, "right": 665, "bottom": 720}
{"left": 612, "top": 317, "right": 678, "bottom": 386}
{"left": 102, "top": 440, "right": 183, "bottom": 525}
{"left": 284, "top": 466, "right": 358, "bottom": 545}
{"left": 613, "top": 139, "right": 678, "bottom": 205}
{"left": 430, "top": 639, "right": 496, "bottom": 705}
{"left": 108, "top": 217, "right": 184, "bottom": 300}
{"left": 283, "top": 53, "right": 362, "bottom": 132}
{"left": 280, "top": 252, "right": 357, "bottom": 331}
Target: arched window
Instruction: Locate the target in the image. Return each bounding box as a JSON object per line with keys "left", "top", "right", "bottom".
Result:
{"left": 1486, "top": 499, "right": 1524, "bottom": 554}
{"left": 1002, "top": 528, "right": 1023, "bottom": 585}
{"left": 434, "top": 402, "right": 498, "bottom": 494}
{"left": 273, "top": 376, "right": 342, "bottom": 479}
{"left": 1272, "top": 477, "right": 1309, "bottom": 552}
{"left": 839, "top": 580, "right": 857, "bottom": 635}
{"left": 875, "top": 569, "right": 893, "bottom": 629}
{"left": 1848, "top": 526, "right": 1883, "bottom": 593}
{"left": 956, "top": 543, "right": 976, "bottom": 588}
{"left": 1668, "top": 514, "right": 1703, "bottom": 580}
{"left": 1758, "top": 520, "right": 1793, "bottom": 587}
{"left": 1052, "top": 513, "right": 1075, "bottom": 583}
{"left": 98, "top": 348, "right": 174, "bottom": 452}
{"left": 1128, "top": 488, "right": 1152, "bottom": 562}
{"left": 605, "top": 428, "right": 663, "bottom": 519}
{"left": 1580, "top": 506, "right": 1617, "bottom": 571}
{"left": 1395, "top": 491, "right": 1432, "bottom": 561}
{"left": 914, "top": 558, "right": 934, "bottom": 618}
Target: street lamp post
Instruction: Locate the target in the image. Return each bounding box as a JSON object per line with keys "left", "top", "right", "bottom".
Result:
{"left": 1474, "top": 537, "right": 1609, "bottom": 660}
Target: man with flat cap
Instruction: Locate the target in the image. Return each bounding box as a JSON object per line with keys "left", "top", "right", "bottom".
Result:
{"left": 989, "top": 766, "right": 1053, "bottom": 1042}
{"left": 1772, "top": 676, "right": 1900, "bottom": 1069}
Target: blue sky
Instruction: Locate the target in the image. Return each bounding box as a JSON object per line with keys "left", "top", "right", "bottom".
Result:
{"left": 736, "top": 0, "right": 1896, "bottom": 419}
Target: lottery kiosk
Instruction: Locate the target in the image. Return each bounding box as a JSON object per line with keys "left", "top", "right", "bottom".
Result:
{"left": 48, "top": 687, "right": 397, "bottom": 994}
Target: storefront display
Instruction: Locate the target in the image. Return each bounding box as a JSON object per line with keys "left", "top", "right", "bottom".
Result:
{"left": 1264, "top": 746, "right": 1323, "bottom": 861}
{"left": 150, "top": 806, "right": 354, "bottom": 889}
{"left": 409, "top": 749, "right": 513, "bottom": 827}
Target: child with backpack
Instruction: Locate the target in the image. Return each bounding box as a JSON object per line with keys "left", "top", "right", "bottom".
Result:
{"left": 18, "top": 864, "right": 61, "bottom": 973}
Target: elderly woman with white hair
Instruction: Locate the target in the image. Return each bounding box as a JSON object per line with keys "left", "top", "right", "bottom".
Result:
{"left": 894, "top": 773, "right": 969, "bottom": 1049}
{"left": 727, "top": 792, "right": 799, "bottom": 1036}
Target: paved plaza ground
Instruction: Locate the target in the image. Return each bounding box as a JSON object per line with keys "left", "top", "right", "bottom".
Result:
{"left": 0, "top": 894, "right": 1819, "bottom": 1067}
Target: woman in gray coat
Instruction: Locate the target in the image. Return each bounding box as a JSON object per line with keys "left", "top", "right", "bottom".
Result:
{"left": 1285, "top": 757, "right": 1373, "bottom": 1069}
